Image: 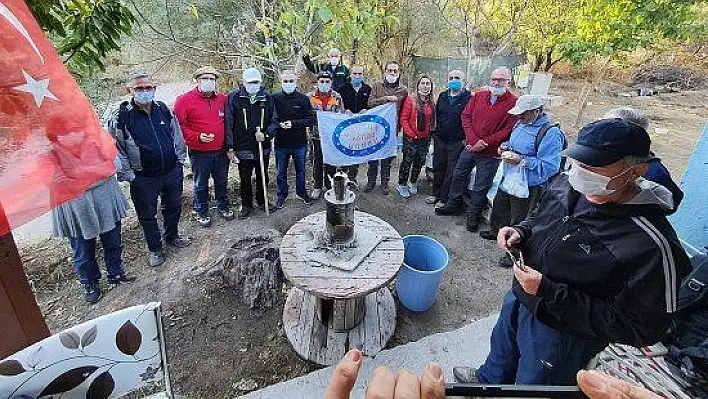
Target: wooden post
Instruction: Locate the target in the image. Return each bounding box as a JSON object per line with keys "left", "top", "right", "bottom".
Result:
{"left": 0, "top": 211, "right": 50, "bottom": 358}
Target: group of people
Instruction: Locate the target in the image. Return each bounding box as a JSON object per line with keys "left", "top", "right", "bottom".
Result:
{"left": 50, "top": 49, "right": 693, "bottom": 399}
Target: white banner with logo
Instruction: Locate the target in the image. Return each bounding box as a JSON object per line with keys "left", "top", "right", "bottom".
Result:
{"left": 317, "top": 103, "right": 398, "bottom": 166}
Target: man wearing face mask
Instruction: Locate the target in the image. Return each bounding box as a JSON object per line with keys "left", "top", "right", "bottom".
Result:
{"left": 453, "top": 118, "right": 691, "bottom": 386}
{"left": 107, "top": 71, "right": 191, "bottom": 268}
{"left": 225, "top": 68, "right": 278, "bottom": 218}
{"left": 272, "top": 70, "right": 317, "bottom": 209}
{"left": 479, "top": 95, "right": 565, "bottom": 268}
{"left": 436, "top": 67, "right": 518, "bottom": 233}
{"left": 174, "top": 66, "right": 233, "bottom": 228}
{"left": 303, "top": 47, "right": 350, "bottom": 91}
{"left": 365, "top": 60, "right": 409, "bottom": 195}
{"left": 308, "top": 71, "right": 345, "bottom": 199}
{"left": 337, "top": 64, "right": 372, "bottom": 185}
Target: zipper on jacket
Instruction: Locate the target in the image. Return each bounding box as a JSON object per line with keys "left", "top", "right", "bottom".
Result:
{"left": 147, "top": 111, "right": 166, "bottom": 173}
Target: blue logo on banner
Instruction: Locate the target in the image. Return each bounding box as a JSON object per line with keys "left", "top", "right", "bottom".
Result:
{"left": 332, "top": 114, "right": 391, "bottom": 157}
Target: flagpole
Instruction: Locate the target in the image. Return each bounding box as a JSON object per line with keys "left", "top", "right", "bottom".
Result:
{"left": 0, "top": 207, "right": 50, "bottom": 358}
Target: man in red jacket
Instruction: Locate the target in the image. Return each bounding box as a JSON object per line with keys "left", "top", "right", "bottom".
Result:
{"left": 174, "top": 66, "right": 234, "bottom": 227}
{"left": 436, "top": 67, "right": 518, "bottom": 232}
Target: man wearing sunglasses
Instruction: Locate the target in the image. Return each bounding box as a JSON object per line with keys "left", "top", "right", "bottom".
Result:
{"left": 107, "top": 71, "right": 191, "bottom": 268}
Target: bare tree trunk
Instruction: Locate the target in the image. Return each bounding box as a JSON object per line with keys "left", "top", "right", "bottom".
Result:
{"left": 544, "top": 50, "right": 553, "bottom": 72}
{"left": 575, "top": 56, "right": 612, "bottom": 127}
{"left": 533, "top": 53, "right": 543, "bottom": 72}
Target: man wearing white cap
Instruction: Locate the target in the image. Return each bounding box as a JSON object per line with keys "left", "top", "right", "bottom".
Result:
{"left": 478, "top": 95, "right": 566, "bottom": 267}
{"left": 224, "top": 67, "right": 278, "bottom": 219}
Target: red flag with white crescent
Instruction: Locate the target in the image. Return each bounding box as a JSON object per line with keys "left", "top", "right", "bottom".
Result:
{"left": 0, "top": 0, "right": 117, "bottom": 236}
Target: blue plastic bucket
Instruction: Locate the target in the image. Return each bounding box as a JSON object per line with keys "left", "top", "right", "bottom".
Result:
{"left": 395, "top": 235, "right": 449, "bottom": 312}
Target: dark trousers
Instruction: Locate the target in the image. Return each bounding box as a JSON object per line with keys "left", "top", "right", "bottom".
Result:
{"left": 189, "top": 150, "right": 230, "bottom": 216}
{"left": 367, "top": 157, "right": 394, "bottom": 185}
{"left": 448, "top": 151, "right": 501, "bottom": 221}
{"left": 130, "top": 166, "right": 184, "bottom": 252}
{"left": 312, "top": 139, "right": 335, "bottom": 190}
{"left": 237, "top": 155, "right": 270, "bottom": 207}
{"left": 489, "top": 186, "right": 544, "bottom": 235}
{"left": 477, "top": 291, "right": 607, "bottom": 384}
{"left": 276, "top": 145, "right": 307, "bottom": 200}
{"left": 398, "top": 137, "right": 431, "bottom": 185}
{"left": 432, "top": 138, "right": 464, "bottom": 201}
{"left": 69, "top": 222, "right": 123, "bottom": 285}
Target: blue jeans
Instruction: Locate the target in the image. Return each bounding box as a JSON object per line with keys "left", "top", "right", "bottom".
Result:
{"left": 447, "top": 151, "right": 501, "bottom": 220}
{"left": 275, "top": 146, "right": 307, "bottom": 200}
{"left": 130, "top": 165, "right": 183, "bottom": 251}
{"left": 69, "top": 222, "right": 124, "bottom": 284}
{"left": 476, "top": 291, "right": 607, "bottom": 385}
{"left": 189, "top": 150, "right": 230, "bottom": 216}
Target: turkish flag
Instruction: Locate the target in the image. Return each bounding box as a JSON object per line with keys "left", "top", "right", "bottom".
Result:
{"left": 0, "top": 0, "right": 117, "bottom": 236}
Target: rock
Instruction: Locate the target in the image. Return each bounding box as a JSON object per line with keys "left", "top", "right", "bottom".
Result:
{"left": 233, "top": 378, "right": 259, "bottom": 392}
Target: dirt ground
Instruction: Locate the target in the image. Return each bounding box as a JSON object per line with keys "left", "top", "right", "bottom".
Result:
{"left": 18, "top": 78, "right": 707, "bottom": 398}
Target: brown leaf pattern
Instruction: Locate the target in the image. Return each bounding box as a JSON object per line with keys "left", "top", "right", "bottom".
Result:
{"left": 115, "top": 320, "right": 142, "bottom": 356}
{"left": 0, "top": 359, "right": 25, "bottom": 376}
{"left": 81, "top": 325, "right": 98, "bottom": 348}
{"left": 86, "top": 371, "right": 115, "bottom": 399}
{"left": 38, "top": 366, "right": 98, "bottom": 396}
{"left": 59, "top": 331, "right": 80, "bottom": 350}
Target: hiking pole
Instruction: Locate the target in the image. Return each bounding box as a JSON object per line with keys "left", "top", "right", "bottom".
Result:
{"left": 256, "top": 126, "right": 269, "bottom": 216}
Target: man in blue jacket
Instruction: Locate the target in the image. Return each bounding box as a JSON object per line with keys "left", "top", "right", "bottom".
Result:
{"left": 479, "top": 95, "right": 565, "bottom": 268}
{"left": 453, "top": 118, "right": 691, "bottom": 386}
{"left": 107, "top": 71, "right": 191, "bottom": 268}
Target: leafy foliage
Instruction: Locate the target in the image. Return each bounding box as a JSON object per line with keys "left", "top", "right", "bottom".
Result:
{"left": 28, "top": 0, "right": 135, "bottom": 76}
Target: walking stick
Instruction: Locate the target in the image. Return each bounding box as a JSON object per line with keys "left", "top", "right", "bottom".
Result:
{"left": 256, "top": 126, "right": 269, "bottom": 216}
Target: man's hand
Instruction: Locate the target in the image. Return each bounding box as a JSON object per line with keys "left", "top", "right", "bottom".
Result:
{"left": 502, "top": 151, "right": 523, "bottom": 165}
{"left": 279, "top": 121, "right": 292, "bottom": 129}
{"left": 345, "top": 109, "right": 353, "bottom": 116}
{"left": 325, "top": 350, "right": 445, "bottom": 399}
{"left": 470, "top": 139, "right": 487, "bottom": 152}
{"left": 497, "top": 227, "right": 521, "bottom": 250}
{"left": 255, "top": 131, "right": 266, "bottom": 142}
{"left": 199, "top": 133, "right": 215, "bottom": 143}
{"left": 226, "top": 149, "right": 238, "bottom": 163}
{"left": 577, "top": 370, "right": 662, "bottom": 399}
{"left": 386, "top": 95, "right": 399, "bottom": 102}
{"left": 513, "top": 262, "right": 542, "bottom": 296}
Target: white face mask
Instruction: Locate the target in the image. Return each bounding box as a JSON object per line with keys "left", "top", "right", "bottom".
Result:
{"left": 282, "top": 82, "right": 296, "bottom": 94}
{"left": 568, "top": 162, "right": 632, "bottom": 196}
{"left": 245, "top": 83, "right": 261, "bottom": 95}
{"left": 199, "top": 79, "right": 216, "bottom": 93}
{"left": 385, "top": 74, "right": 399, "bottom": 84}
{"left": 489, "top": 86, "right": 507, "bottom": 96}
{"left": 330, "top": 57, "right": 340, "bottom": 66}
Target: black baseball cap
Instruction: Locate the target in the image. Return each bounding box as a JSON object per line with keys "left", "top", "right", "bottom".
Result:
{"left": 562, "top": 118, "right": 651, "bottom": 167}
{"left": 317, "top": 71, "right": 333, "bottom": 80}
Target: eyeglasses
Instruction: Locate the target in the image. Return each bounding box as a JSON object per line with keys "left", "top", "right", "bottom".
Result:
{"left": 281, "top": 79, "right": 296, "bottom": 83}
{"left": 490, "top": 78, "right": 510, "bottom": 83}
{"left": 133, "top": 86, "right": 155, "bottom": 92}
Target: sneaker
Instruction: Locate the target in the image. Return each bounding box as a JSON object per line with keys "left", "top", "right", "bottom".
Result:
{"left": 167, "top": 235, "right": 191, "bottom": 248}
{"left": 452, "top": 367, "right": 479, "bottom": 383}
{"left": 466, "top": 217, "right": 480, "bottom": 232}
{"left": 83, "top": 281, "right": 102, "bottom": 304}
{"left": 408, "top": 183, "right": 418, "bottom": 195}
{"left": 196, "top": 214, "right": 211, "bottom": 228}
{"left": 479, "top": 230, "right": 496, "bottom": 241}
{"left": 434, "top": 201, "right": 446, "bottom": 209}
{"left": 107, "top": 273, "right": 136, "bottom": 284}
{"left": 396, "top": 184, "right": 411, "bottom": 198}
{"left": 311, "top": 188, "right": 322, "bottom": 200}
{"left": 380, "top": 184, "right": 390, "bottom": 195}
{"left": 424, "top": 196, "right": 438, "bottom": 205}
{"left": 297, "top": 194, "right": 314, "bottom": 205}
{"left": 257, "top": 202, "right": 276, "bottom": 213}
{"left": 239, "top": 205, "right": 252, "bottom": 219}
{"left": 363, "top": 182, "right": 375, "bottom": 192}
{"left": 148, "top": 251, "right": 165, "bottom": 267}
{"left": 217, "top": 207, "right": 235, "bottom": 221}
{"left": 435, "top": 202, "right": 463, "bottom": 215}
{"left": 275, "top": 197, "right": 286, "bottom": 209}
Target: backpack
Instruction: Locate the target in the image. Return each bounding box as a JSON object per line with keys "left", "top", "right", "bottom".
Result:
{"left": 534, "top": 122, "right": 568, "bottom": 173}
{"left": 663, "top": 253, "right": 708, "bottom": 395}
{"left": 116, "top": 100, "right": 172, "bottom": 135}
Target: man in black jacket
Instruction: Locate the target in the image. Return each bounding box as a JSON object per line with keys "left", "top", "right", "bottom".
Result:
{"left": 303, "top": 47, "right": 350, "bottom": 90}
{"left": 272, "top": 70, "right": 317, "bottom": 209}
{"left": 225, "top": 68, "right": 278, "bottom": 219}
{"left": 427, "top": 69, "right": 472, "bottom": 207}
{"left": 453, "top": 119, "right": 691, "bottom": 385}
{"left": 337, "top": 64, "right": 372, "bottom": 185}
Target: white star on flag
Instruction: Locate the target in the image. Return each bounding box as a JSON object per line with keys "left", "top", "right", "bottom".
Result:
{"left": 12, "top": 69, "right": 59, "bottom": 107}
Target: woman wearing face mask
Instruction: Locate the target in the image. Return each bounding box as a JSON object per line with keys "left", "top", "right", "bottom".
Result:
{"left": 397, "top": 75, "right": 436, "bottom": 198}
{"left": 480, "top": 95, "right": 566, "bottom": 268}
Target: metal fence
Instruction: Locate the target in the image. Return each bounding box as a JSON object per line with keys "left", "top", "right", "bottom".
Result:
{"left": 411, "top": 55, "right": 525, "bottom": 91}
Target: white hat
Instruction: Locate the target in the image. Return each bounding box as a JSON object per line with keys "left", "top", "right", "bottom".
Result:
{"left": 508, "top": 95, "right": 543, "bottom": 115}
{"left": 242, "top": 68, "right": 262, "bottom": 83}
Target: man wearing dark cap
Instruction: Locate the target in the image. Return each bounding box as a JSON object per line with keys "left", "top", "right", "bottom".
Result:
{"left": 453, "top": 118, "right": 691, "bottom": 385}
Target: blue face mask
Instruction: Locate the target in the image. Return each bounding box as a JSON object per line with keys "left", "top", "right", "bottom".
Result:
{"left": 351, "top": 77, "right": 364, "bottom": 87}
{"left": 447, "top": 80, "right": 462, "bottom": 91}
{"left": 318, "top": 82, "right": 332, "bottom": 93}
{"left": 282, "top": 82, "right": 296, "bottom": 94}
{"left": 134, "top": 90, "right": 155, "bottom": 105}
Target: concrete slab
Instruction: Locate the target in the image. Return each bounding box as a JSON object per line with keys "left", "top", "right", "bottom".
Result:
{"left": 240, "top": 314, "right": 498, "bottom": 398}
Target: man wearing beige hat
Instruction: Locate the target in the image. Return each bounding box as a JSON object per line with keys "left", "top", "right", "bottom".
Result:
{"left": 174, "top": 66, "right": 234, "bottom": 227}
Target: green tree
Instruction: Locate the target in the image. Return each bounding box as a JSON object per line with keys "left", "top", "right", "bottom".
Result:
{"left": 29, "top": 0, "right": 135, "bottom": 76}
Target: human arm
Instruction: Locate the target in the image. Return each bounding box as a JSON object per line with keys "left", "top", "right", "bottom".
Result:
{"left": 368, "top": 84, "right": 390, "bottom": 108}
{"left": 400, "top": 96, "right": 416, "bottom": 139}
{"left": 484, "top": 113, "right": 518, "bottom": 149}
{"left": 523, "top": 127, "right": 564, "bottom": 183}
{"left": 265, "top": 100, "right": 278, "bottom": 139}
{"left": 173, "top": 96, "right": 201, "bottom": 147}
{"left": 302, "top": 53, "right": 318, "bottom": 75}
{"left": 460, "top": 97, "right": 482, "bottom": 146}
{"left": 223, "top": 94, "right": 235, "bottom": 149}
{"left": 290, "top": 96, "right": 317, "bottom": 128}
{"left": 104, "top": 109, "right": 135, "bottom": 182}
{"left": 169, "top": 110, "right": 187, "bottom": 164}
